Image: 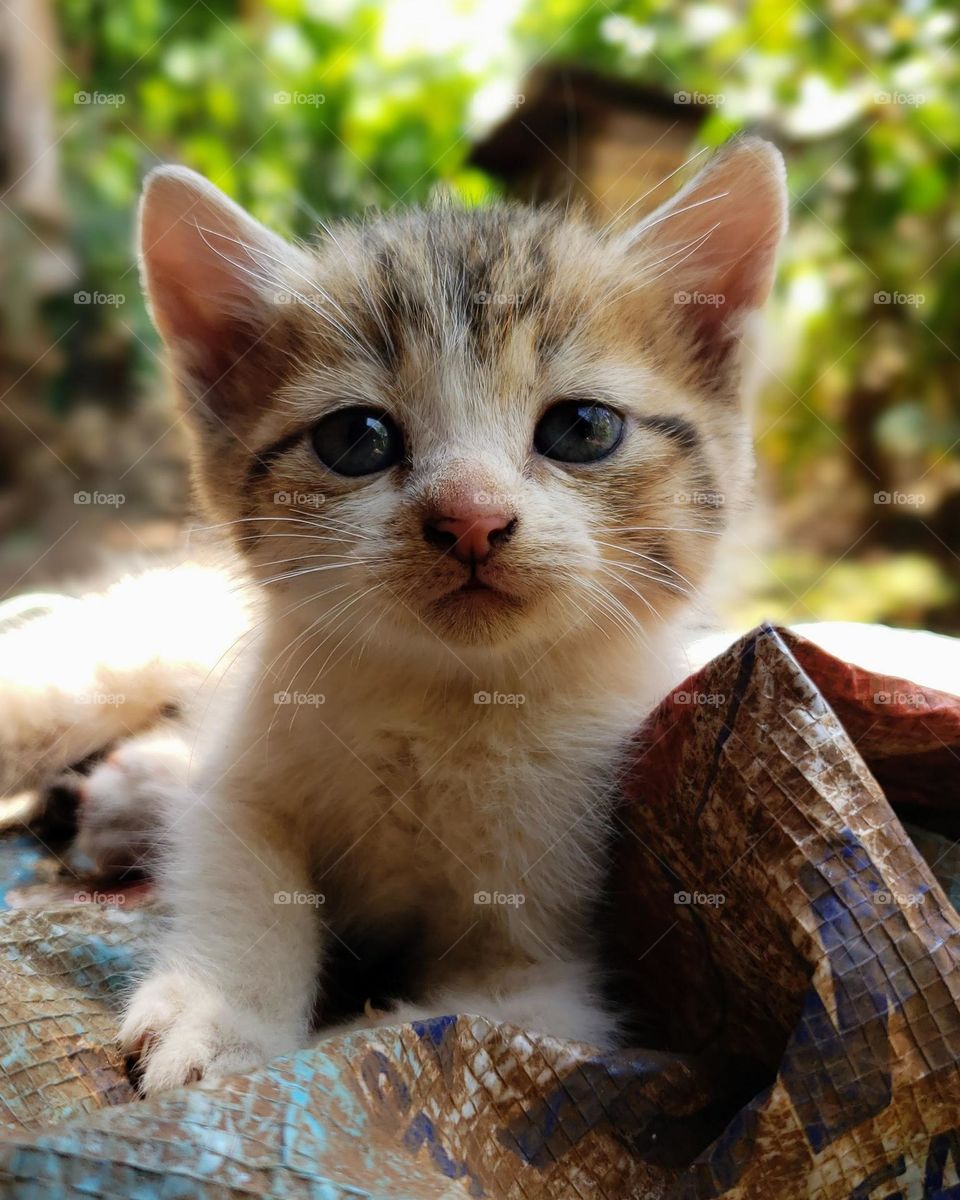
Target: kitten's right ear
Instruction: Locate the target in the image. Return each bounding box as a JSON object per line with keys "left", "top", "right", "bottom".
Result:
{"left": 139, "top": 166, "right": 304, "bottom": 424}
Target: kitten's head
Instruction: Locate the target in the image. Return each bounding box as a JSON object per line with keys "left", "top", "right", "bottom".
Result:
{"left": 139, "top": 139, "right": 786, "bottom": 668}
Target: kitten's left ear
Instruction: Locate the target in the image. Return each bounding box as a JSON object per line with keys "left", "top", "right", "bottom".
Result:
{"left": 623, "top": 136, "right": 787, "bottom": 371}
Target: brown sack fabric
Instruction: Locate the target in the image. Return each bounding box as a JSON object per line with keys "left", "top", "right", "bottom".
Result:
{"left": 0, "top": 623, "right": 957, "bottom": 1198}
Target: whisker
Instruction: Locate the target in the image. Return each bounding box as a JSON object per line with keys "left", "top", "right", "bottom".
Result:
{"left": 593, "top": 540, "right": 697, "bottom": 590}
{"left": 603, "top": 524, "right": 723, "bottom": 538}
{"left": 256, "top": 561, "right": 369, "bottom": 589}
{"left": 255, "top": 553, "right": 374, "bottom": 570}
{"left": 599, "top": 561, "right": 692, "bottom": 597}
{"left": 246, "top": 581, "right": 361, "bottom": 707}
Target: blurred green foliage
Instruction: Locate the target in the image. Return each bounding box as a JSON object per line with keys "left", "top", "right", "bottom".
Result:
{"left": 34, "top": 0, "right": 960, "bottom": 627}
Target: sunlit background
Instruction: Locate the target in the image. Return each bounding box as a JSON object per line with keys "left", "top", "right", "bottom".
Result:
{"left": 2, "top": 0, "right": 958, "bottom": 632}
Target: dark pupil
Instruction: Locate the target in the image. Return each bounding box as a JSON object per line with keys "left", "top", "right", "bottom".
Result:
{"left": 535, "top": 402, "right": 623, "bottom": 463}
{"left": 312, "top": 408, "right": 399, "bottom": 476}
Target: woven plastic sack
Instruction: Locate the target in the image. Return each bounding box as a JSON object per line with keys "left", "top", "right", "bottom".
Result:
{"left": 0, "top": 623, "right": 957, "bottom": 1198}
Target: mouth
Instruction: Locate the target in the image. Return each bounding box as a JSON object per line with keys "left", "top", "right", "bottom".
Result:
{"left": 411, "top": 566, "right": 549, "bottom": 648}
{"left": 447, "top": 580, "right": 510, "bottom": 608}
{"left": 459, "top": 577, "right": 494, "bottom": 593}
{"left": 428, "top": 570, "right": 525, "bottom": 620}
{"left": 449, "top": 568, "right": 521, "bottom": 603}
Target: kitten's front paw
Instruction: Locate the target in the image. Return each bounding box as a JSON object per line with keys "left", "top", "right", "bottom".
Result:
{"left": 120, "top": 971, "right": 294, "bottom": 1095}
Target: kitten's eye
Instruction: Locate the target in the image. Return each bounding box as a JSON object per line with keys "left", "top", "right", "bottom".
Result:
{"left": 311, "top": 407, "right": 403, "bottom": 476}
{"left": 534, "top": 400, "right": 624, "bottom": 463}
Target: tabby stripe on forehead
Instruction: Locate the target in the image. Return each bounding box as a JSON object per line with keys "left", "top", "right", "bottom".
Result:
{"left": 457, "top": 253, "right": 494, "bottom": 349}
{"left": 635, "top": 415, "right": 701, "bottom": 452}
{"left": 369, "top": 248, "right": 404, "bottom": 372}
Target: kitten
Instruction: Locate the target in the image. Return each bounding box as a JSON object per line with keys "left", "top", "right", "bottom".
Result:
{"left": 54, "top": 137, "right": 786, "bottom": 1093}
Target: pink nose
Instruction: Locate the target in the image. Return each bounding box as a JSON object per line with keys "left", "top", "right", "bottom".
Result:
{"left": 424, "top": 510, "right": 516, "bottom": 563}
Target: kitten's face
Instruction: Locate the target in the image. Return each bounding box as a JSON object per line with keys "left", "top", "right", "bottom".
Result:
{"left": 230, "top": 213, "right": 743, "bottom": 655}
{"left": 140, "top": 141, "right": 786, "bottom": 664}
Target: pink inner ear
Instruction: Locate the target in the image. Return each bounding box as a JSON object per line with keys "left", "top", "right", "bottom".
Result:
{"left": 145, "top": 226, "right": 253, "bottom": 347}
{"left": 681, "top": 192, "right": 784, "bottom": 317}
{"left": 139, "top": 166, "right": 295, "bottom": 372}
{"left": 137, "top": 166, "right": 312, "bottom": 427}
{"left": 143, "top": 233, "right": 268, "bottom": 397}
{"left": 629, "top": 139, "right": 787, "bottom": 351}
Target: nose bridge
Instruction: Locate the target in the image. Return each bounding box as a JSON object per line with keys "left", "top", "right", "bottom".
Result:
{"left": 420, "top": 455, "right": 519, "bottom": 520}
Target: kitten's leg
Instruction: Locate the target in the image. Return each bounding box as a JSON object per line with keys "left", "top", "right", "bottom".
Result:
{"left": 120, "top": 795, "right": 320, "bottom": 1094}
{"left": 332, "top": 959, "right": 619, "bottom": 1049}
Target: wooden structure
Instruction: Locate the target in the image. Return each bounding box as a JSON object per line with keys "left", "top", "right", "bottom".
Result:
{"left": 470, "top": 66, "right": 708, "bottom": 225}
